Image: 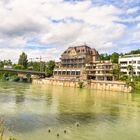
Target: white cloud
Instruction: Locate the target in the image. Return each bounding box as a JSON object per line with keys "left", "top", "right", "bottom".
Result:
{"left": 127, "top": 7, "right": 139, "bottom": 14}
{"left": 0, "top": 0, "right": 139, "bottom": 61}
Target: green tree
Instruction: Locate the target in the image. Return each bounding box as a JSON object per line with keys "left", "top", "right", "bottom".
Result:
{"left": 45, "top": 60, "right": 55, "bottom": 77}
{"left": 100, "top": 53, "right": 111, "bottom": 61}
{"left": 127, "top": 65, "right": 134, "bottom": 77}
{"left": 13, "top": 64, "right": 24, "bottom": 69}
{"left": 126, "top": 49, "right": 140, "bottom": 55}
{"left": 28, "top": 61, "right": 46, "bottom": 72}
{"left": 18, "top": 52, "right": 28, "bottom": 69}
{"left": 111, "top": 52, "right": 119, "bottom": 63}
{"left": 112, "top": 64, "right": 121, "bottom": 80}
{"left": 120, "top": 74, "right": 128, "bottom": 81}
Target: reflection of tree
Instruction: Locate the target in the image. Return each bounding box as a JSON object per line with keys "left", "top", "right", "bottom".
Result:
{"left": 15, "top": 91, "right": 25, "bottom": 104}
{"left": 14, "top": 85, "right": 26, "bottom": 104}
{"left": 57, "top": 88, "right": 96, "bottom": 123}
{"left": 45, "top": 91, "right": 53, "bottom": 106}
{"left": 109, "top": 104, "right": 120, "bottom": 117}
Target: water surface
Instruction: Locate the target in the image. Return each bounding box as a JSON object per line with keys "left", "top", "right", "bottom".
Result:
{"left": 0, "top": 82, "right": 140, "bottom": 140}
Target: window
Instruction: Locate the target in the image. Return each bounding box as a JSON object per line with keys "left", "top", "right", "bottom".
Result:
{"left": 76, "top": 71, "right": 80, "bottom": 75}
{"left": 120, "top": 61, "right": 127, "bottom": 64}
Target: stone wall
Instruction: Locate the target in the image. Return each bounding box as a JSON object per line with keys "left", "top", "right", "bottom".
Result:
{"left": 89, "top": 80, "right": 132, "bottom": 92}
{"left": 32, "top": 78, "right": 132, "bottom": 93}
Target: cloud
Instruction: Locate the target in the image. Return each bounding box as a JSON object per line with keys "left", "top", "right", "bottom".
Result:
{"left": 126, "top": 7, "right": 139, "bottom": 14}
{"left": 0, "top": 0, "right": 139, "bottom": 61}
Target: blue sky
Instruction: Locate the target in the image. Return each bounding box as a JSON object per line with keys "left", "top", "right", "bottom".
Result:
{"left": 0, "top": 0, "right": 140, "bottom": 62}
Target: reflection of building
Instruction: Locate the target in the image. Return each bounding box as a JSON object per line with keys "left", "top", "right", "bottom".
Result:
{"left": 119, "top": 54, "right": 140, "bottom": 75}
{"left": 86, "top": 61, "right": 116, "bottom": 81}
{"left": 53, "top": 45, "right": 100, "bottom": 80}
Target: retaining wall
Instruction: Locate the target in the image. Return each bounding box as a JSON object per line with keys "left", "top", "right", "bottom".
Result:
{"left": 32, "top": 79, "right": 132, "bottom": 93}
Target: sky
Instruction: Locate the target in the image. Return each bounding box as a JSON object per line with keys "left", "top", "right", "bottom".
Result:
{"left": 0, "top": 0, "right": 140, "bottom": 62}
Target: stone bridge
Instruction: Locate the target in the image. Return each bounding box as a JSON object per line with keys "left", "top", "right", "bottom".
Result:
{"left": 0, "top": 68, "right": 46, "bottom": 82}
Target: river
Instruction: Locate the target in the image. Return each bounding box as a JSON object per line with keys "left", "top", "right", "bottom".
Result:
{"left": 0, "top": 82, "right": 140, "bottom": 140}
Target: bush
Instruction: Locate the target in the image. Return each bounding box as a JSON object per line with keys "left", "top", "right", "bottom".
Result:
{"left": 78, "top": 81, "right": 84, "bottom": 88}
{"left": 120, "top": 74, "right": 128, "bottom": 81}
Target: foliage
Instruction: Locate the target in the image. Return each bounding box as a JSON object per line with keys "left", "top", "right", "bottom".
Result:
{"left": 18, "top": 52, "right": 28, "bottom": 69}
{"left": 120, "top": 74, "right": 128, "bottom": 81}
{"left": 78, "top": 81, "right": 84, "bottom": 88}
{"left": 28, "top": 61, "right": 46, "bottom": 72}
{"left": 100, "top": 53, "right": 111, "bottom": 61}
{"left": 9, "top": 137, "right": 16, "bottom": 140}
{"left": 10, "top": 75, "right": 19, "bottom": 82}
{"left": 45, "top": 60, "right": 55, "bottom": 77}
{"left": 127, "top": 65, "right": 134, "bottom": 76}
{"left": 111, "top": 52, "right": 119, "bottom": 63}
{"left": 119, "top": 73, "right": 140, "bottom": 90}
{"left": 13, "top": 64, "right": 24, "bottom": 69}
{"left": 0, "top": 118, "right": 16, "bottom": 140}
{"left": 100, "top": 52, "right": 119, "bottom": 63}
{"left": 112, "top": 64, "right": 121, "bottom": 80}
{"left": 126, "top": 49, "right": 140, "bottom": 55}
{"left": 0, "top": 118, "right": 5, "bottom": 140}
{"left": 0, "top": 60, "right": 12, "bottom": 68}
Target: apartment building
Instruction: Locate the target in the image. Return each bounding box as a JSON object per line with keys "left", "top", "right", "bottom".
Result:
{"left": 119, "top": 54, "right": 140, "bottom": 75}
{"left": 86, "top": 61, "right": 116, "bottom": 81}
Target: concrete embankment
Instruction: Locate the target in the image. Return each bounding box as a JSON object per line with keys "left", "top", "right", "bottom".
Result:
{"left": 32, "top": 79, "right": 132, "bottom": 93}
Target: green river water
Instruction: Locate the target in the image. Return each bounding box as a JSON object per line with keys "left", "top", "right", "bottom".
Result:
{"left": 0, "top": 82, "right": 140, "bottom": 140}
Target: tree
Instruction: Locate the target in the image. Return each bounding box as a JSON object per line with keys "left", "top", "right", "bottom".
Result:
{"left": 111, "top": 52, "right": 119, "bottom": 63}
{"left": 100, "top": 53, "right": 111, "bottom": 61}
{"left": 0, "top": 60, "right": 12, "bottom": 68}
{"left": 112, "top": 64, "right": 121, "bottom": 80}
{"left": 45, "top": 60, "right": 55, "bottom": 77}
{"left": 120, "top": 74, "right": 128, "bottom": 81}
{"left": 127, "top": 65, "right": 134, "bottom": 77}
{"left": 28, "top": 61, "right": 46, "bottom": 72}
{"left": 18, "top": 52, "right": 28, "bottom": 69}
{"left": 126, "top": 49, "right": 140, "bottom": 55}
{"left": 13, "top": 64, "right": 23, "bottom": 69}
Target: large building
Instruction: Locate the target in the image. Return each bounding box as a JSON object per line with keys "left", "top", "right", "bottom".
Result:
{"left": 53, "top": 45, "right": 115, "bottom": 81}
{"left": 119, "top": 54, "right": 140, "bottom": 75}
{"left": 53, "top": 45, "right": 100, "bottom": 79}
{"left": 60, "top": 45, "right": 100, "bottom": 68}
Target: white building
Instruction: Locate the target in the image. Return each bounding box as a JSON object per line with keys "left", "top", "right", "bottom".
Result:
{"left": 119, "top": 54, "right": 140, "bottom": 75}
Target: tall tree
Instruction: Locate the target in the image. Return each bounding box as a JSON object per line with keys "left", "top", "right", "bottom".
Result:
{"left": 111, "top": 52, "right": 119, "bottom": 63}
{"left": 18, "top": 52, "right": 28, "bottom": 69}
{"left": 45, "top": 60, "right": 55, "bottom": 77}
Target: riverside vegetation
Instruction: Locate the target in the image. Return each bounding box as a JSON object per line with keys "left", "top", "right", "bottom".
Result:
{"left": 0, "top": 118, "right": 16, "bottom": 140}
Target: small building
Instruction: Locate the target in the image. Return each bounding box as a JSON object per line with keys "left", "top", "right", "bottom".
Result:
{"left": 86, "top": 61, "right": 116, "bottom": 81}
{"left": 119, "top": 54, "right": 140, "bottom": 75}
{"left": 4, "top": 65, "right": 12, "bottom": 69}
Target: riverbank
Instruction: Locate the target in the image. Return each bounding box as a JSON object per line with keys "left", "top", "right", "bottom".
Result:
{"left": 32, "top": 78, "right": 132, "bottom": 93}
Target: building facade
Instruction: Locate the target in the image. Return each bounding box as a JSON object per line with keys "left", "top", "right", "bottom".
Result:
{"left": 53, "top": 45, "right": 100, "bottom": 80}
{"left": 119, "top": 54, "right": 140, "bottom": 75}
{"left": 86, "top": 61, "right": 116, "bottom": 81}
{"left": 53, "top": 45, "right": 115, "bottom": 81}
{"left": 60, "top": 45, "right": 100, "bottom": 68}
